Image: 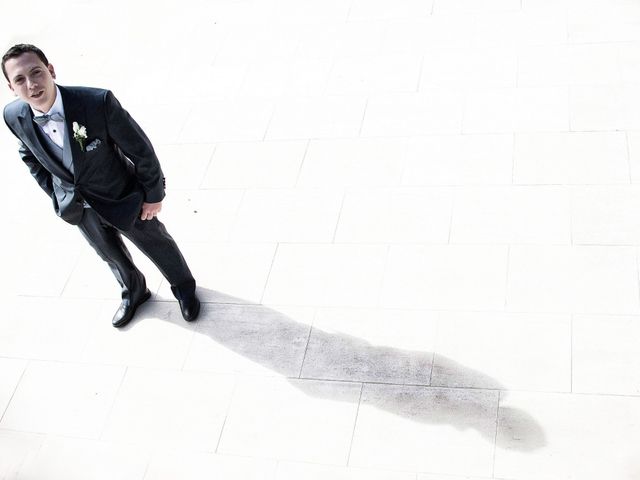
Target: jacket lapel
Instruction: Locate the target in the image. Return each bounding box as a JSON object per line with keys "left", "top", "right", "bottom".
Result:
{"left": 15, "top": 102, "right": 74, "bottom": 184}
{"left": 59, "top": 86, "right": 86, "bottom": 182}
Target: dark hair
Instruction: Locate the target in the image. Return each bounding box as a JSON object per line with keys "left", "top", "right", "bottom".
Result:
{"left": 2, "top": 44, "right": 49, "bottom": 81}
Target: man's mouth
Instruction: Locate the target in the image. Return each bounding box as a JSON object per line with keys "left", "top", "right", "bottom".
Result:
{"left": 31, "top": 91, "right": 44, "bottom": 99}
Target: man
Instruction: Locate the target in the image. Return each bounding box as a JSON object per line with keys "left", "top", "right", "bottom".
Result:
{"left": 2, "top": 44, "right": 200, "bottom": 327}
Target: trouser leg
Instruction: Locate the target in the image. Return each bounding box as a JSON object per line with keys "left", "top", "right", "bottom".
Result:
{"left": 120, "top": 216, "right": 196, "bottom": 300}
{"left": 77, "top": 208, "right": 146, "bottom": 300}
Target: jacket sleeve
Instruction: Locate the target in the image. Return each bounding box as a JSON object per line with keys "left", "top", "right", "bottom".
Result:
{"left": 3, "top": 114, "right": 54, "bottom": 197}
{"left": 103, "top": 90, "right": 165, "bottom": 203}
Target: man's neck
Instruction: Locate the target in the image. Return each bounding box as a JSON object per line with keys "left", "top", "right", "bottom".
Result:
{"left": 32, "top": 85, "right": 59, "bottom": 114}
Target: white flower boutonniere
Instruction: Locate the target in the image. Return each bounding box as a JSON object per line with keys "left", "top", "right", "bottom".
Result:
{"left": 73, "top": 122, "right": 88, "bottom": 151}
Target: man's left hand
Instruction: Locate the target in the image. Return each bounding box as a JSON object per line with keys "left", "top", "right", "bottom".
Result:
{"left": 141, "top": 201, "right": 162, "bottom": 220}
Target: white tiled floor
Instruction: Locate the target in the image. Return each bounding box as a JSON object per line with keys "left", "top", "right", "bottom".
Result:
{"left": 2, "top": 0, "right": 640, "bottom": 478}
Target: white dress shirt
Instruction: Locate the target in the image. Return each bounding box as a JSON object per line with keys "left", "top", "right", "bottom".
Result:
{"left": 32, "top": 85, "right": 65, "bottom": 148}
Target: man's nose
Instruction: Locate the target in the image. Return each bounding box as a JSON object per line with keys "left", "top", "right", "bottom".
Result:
{"left": 26, "top": 78, "right": 38, "bottom": 89}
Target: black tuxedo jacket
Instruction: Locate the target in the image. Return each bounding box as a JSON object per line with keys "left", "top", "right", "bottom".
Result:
{"left": 3, "top": 85, "right": 165, "bottom": 231}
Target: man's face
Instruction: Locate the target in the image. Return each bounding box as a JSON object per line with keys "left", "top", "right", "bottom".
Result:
{"left": 5, "top": 52, "right": 57, "bottom": 113}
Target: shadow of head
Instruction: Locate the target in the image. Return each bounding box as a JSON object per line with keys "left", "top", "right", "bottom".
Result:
{"left": 144, "top": 287, "right": 546, "bottom": 451}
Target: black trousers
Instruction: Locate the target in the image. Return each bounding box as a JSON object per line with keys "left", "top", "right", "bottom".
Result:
{"left": 77, "top": 208, "right": 196, "bottom": 301}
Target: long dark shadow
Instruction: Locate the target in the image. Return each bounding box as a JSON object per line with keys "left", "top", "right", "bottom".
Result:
{"left": 137, "top": 287, "right": 546, "bottom": 451}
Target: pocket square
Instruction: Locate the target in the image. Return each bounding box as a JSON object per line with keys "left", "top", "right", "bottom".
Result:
{"left": 86, "top": 138, "right": 102, "bottom": 152}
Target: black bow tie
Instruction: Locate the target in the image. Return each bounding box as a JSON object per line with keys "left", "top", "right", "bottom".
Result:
{"left": 33, "top": 112, "right": 64, "bottom": 125}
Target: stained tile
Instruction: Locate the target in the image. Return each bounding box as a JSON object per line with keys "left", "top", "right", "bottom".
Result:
{"left": 495, "top": 392, "right": 640, "bottom": 479}
{"left": 185, "top": 303, "right": 314, "bottom": 377}
{"left": 301, "top": 308, "right": 438, "bottom": 384}
{"left": 433, "top": 311, "right": 571, "bottom": 391}
{"left": 349, "top": 384, "right": 498, "bottom": 476}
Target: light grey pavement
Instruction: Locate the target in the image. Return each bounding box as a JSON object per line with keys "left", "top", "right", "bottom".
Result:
{"left": 2, "top": 0, "right": 640, "bottom": 478}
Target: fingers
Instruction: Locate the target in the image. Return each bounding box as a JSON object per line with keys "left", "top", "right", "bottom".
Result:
{"left": 140, "top": 204, "right": 162, "bottom": 220}
{"left": 140, "top": 202, "right": 163, "bottom": 220}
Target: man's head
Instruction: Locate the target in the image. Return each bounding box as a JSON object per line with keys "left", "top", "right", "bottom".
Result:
{"left": 2, "top": 44, "right": 57, "bottom": 113}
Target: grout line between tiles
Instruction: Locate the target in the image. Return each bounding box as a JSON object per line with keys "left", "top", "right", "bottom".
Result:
{"left": 98, "top": 366, "right": 129, "bottom": 440}
{"left": 0, "top": 360, "right": 29, "bottom": 425}
{"left": 293, "top": 138, "right": 312, "bottom": 187}
{"left": 346, "top": 382, "right": 364, "bottom": 466}
{"left": 491, "top": 390, "right": 502, "bottom": 478}
{"left": 259, "top": 243, "right": 280, "bottom": 305}
{"left": 570, "top": 314, "right": 574, "bottom": 393}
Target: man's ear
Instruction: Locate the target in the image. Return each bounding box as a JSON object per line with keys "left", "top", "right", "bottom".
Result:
{"left": 48, "top": 63, "right": 56, "bottom": 79}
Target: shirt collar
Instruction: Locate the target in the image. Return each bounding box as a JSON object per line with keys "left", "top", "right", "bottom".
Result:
{"left": 30, "top": 85, "right": 64, "bottom": 119}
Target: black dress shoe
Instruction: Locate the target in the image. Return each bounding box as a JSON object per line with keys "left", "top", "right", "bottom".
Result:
{"left": 112, "top": 290, "right": 152, "bottom": 328}
{"left": 179, "top": 293, "right": 201, "bottom": 322}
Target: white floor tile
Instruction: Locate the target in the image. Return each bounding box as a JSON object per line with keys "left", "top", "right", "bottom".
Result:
{"left": 0, "top": 297, "right": 102, "bottom": 361}
{"left": 0, "top": 358, "right": 27, "bottom": 416}
{"left": 348, "top": 0, "right": 433, "bottom": 21}
{"left": 362, "top": 91, "right": 464, "bottom": 137}
{"left": 463, "top": 87, "right": 569, "bottom": 133}
{"left": 434, "top": 311, "right": 571, "bottom": 391}
{"left": 231, "top": 188, "right": 343, "bottom": 242}
{"left": 335, "top": 188, "right": 453, "bottom": 244}
{"left": 433, "top": 0, "right": 521, "bottom": 13}
{"left": 327, "top": 54, "right": 422, "bottom": 95}
{"left": 145, "top": 451, "right": 278, "bottom": 480}
{"left": 420, "top": 47, "right": 517, "bottom": 88}
{"left": 495, "top": 392, "right": 640, "bottom": 480}
{"left": 157, "top": 243, "right": 277, "bottom": 304}
{"left": 402, "top": 134, "right": 513, "bottom": 186}
{"left": 17, "top": 436, "right": 151, "bottom": 480}
{"left": 625, "top": 131, "right": 640, "bottom": 184}
{"left": 266, "top": 97, "right": 367, "bottom": 140}
{"left": 102, "top": 368, "right": 236, "bottom": 450}
{"left": 0, "top": 431, "right": 45, "bottom": 480}
{"left": 514, "top": 132, "right": 629, "bottom": 185}
{"left": 160, "top": 189, "right": 244, "bottom": 243}
{"left": 571, "top": 186, "right": 640, "bottom": 244}
{"left": 11, "top": 241, "right": 80, "bottom": 297}
{"left": 570, "top": 85, "right": 640, "bottom": 131}
{"left": 202, "top": 141, "right": 306, "bottom": 188}
{"left": 507, "top": 246, "right": 640, "bottom": 314}
{"left": 450, "top": 186, "right": 571, "bottom": 244}
{"left": 518, "top": 44, "right": 621, "bottom": 87}
{"left": 218, "top": 376, "right": 361, "bottom": 464}
{"left": 179, "top": 100, "right": 274, "bottom": 143}
{"left": 263, "top": 244, "right": 388, "bottom": 307}
{"left": 156, "top": 144, "right": 215, "bottom": 190}
{"left": 81, "top": 299, "right": 197, "bottom": 368}
{"left": 471, "top": 11, "right": 568, "bottom": 47}
{"left": 298, "top": 138, "right": 407, "bottom": 187}
{"left": 276, "top": 461, "right": 416, "bottom": 480}
{"left": 573, "top": 314, "right": 640, "bottom": 395}
{"left": 1, "top": 361, "right": 125, "bottom": 438}
{"left": 381, "top": 245, "right": 509, "bottom": 310}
